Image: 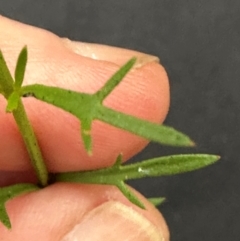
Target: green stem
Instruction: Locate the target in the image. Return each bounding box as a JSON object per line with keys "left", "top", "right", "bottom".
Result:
{"left": 0, "top": 50, "right": 48, "bottom": 186}
{"left": 12, "top": 101, "right": 48, "bottom": 186}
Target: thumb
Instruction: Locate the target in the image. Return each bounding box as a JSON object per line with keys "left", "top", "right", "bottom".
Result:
{"left": 61, "top": 201, "right": 165, "bottom": 241}
{"left": 1, "top": 184, "right": 169, "bottom": 241}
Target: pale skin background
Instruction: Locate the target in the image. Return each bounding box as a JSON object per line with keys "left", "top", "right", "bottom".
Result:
{"left": 1, "top": 1, "right": 240, "bottom": 240}
{"left": 0, "top": 16, "right": 170, "bottom": 240}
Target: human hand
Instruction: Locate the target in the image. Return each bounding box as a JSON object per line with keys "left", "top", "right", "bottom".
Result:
{"left": 0, "top": 15, "right": 170, "bottom": 240}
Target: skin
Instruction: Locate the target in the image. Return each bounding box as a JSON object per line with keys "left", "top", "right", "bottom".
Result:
{"left": 0, "top": 16, "right": 170, "bottom": 240}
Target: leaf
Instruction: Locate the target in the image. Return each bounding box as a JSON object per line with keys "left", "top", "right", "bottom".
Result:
{"left": 116, "top": 181, "right": 145, "bottom": 209}
{"left": 148, "top": 197, "right": 166, "bottom": 207}
{"left": 96, "top": 58, "right": 136, "bottom": 102}
{"left": 116, "top": 182, "right": 145, "bottom": 209}
{"left": 113, "top": 154, "right": 123, "bottom": 167}
{"left": 119, "top": 154, "right": 220, "bottom": 180}
{"left": 6, "top": 91, "right": 20, "bottom": 112}
{"left": 0, "top": 184, "right": 39, "bottom": 229}
{"left": 0, "top": 50, "right": 14, "bottom": 98}
{"left": 14, "top": 46, "right": 28, "bottom": 89}
{"left": 97, "top": 106, "right": 194, "bottom": 147}
{"left": 0, "top": 205, "right": 11, "bottom": 229}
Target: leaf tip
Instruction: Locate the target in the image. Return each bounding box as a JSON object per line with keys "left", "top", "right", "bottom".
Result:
{"left": 81, "top": 127, "right": 92, "bottom": 156}
{"left": 180, "top": 137, "right": 195, "bottom": 147}
{"left": 213, "top": 155, "right": 221, "bottom": 162}
{"left": 148, "top": 197, "right": 166, "bottom": 207}
{"left": 190, "top": 140, "right": 196, "bottom": 147}
{"left": 87, "top": 149, "right": 93, "bottom": 156}
{"left": 205, "top": 154, "right": 221, "bottom": 164}
{"left": 113, "top": 154, "right": 123, "bottom": 167}
{"left": 0, "top": 205, "right": 12, "bottom": 230}
{"left": 116, "top": 182, "right": 145, "bottom": 209}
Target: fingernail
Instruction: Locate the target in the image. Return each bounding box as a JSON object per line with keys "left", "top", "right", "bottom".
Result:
{"left": 61, "top": 201, "right": 164, "bottom": 241}
{"left": 133, "top": 54, "right": 159, "bottom": 69}
{"left": 62, "top": 38, "right": 159, "bottom": 68}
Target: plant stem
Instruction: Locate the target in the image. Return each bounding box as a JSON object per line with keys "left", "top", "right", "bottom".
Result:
{"left": 0, "top": 49, "right": 48, "bottom": 186}
{"left": 12, "top": 100, "right": 48, "bottom": 186}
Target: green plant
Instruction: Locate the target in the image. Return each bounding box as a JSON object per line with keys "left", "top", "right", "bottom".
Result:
{"left": 0, "top": 47, "right": 219, "bottom": 229}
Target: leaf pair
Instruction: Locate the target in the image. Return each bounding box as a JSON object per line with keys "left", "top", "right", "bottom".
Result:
{"left": 6, "top": 47, "right": 27, "bottom": 112}
{"left": 0, "top": 46, "right": 27, "bottom": 101}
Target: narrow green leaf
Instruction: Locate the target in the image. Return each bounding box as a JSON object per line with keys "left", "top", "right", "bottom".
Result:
{"left": 97, "top": 106, "right": 194, "bottom": 147}
{"left": 6, "top": 91, "right": 20, "bottom": 112}
{"left": 116, "top": 182, "right": 145, "bottom": 209}
{"left": 14, "top": 46, "right": 28, "bottom": 89}
{"left": 148, "top": 197, "right": 166, "bottom": 207}
{"left": 0, "top": 205, "right": 11, "bottom": 229}
{"left": 95, "top": 58, "right": 136, "bottom": 102}
{"left": 113, "top": 154, "right": 123, "bottom": 167}
{"left": 0, "top": 50, "right": 14, "bottom": 98}
{"left": 120, "top": 154, "right": 220, "bottom": 180}
{"left": 0, "top": 184, "right": 39, "bottom": 229}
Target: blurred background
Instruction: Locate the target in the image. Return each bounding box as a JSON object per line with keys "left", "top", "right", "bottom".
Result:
{"left": 0, "top": 1, "right": 239, "bottom": 240}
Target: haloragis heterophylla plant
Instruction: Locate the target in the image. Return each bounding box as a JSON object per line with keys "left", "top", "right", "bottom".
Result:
{"left": 0, "top": 46, "right": 220, "bottom": 229}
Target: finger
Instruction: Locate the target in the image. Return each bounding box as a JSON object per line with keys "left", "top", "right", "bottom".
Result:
{"left": 62, "top": 38, "right": 160, "bottom": 67}
{"left": 0, "top": 183, "right": 169, "bottom": 241}
{"left": 0, "top": 16, "right": 170, "bottom": 172}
